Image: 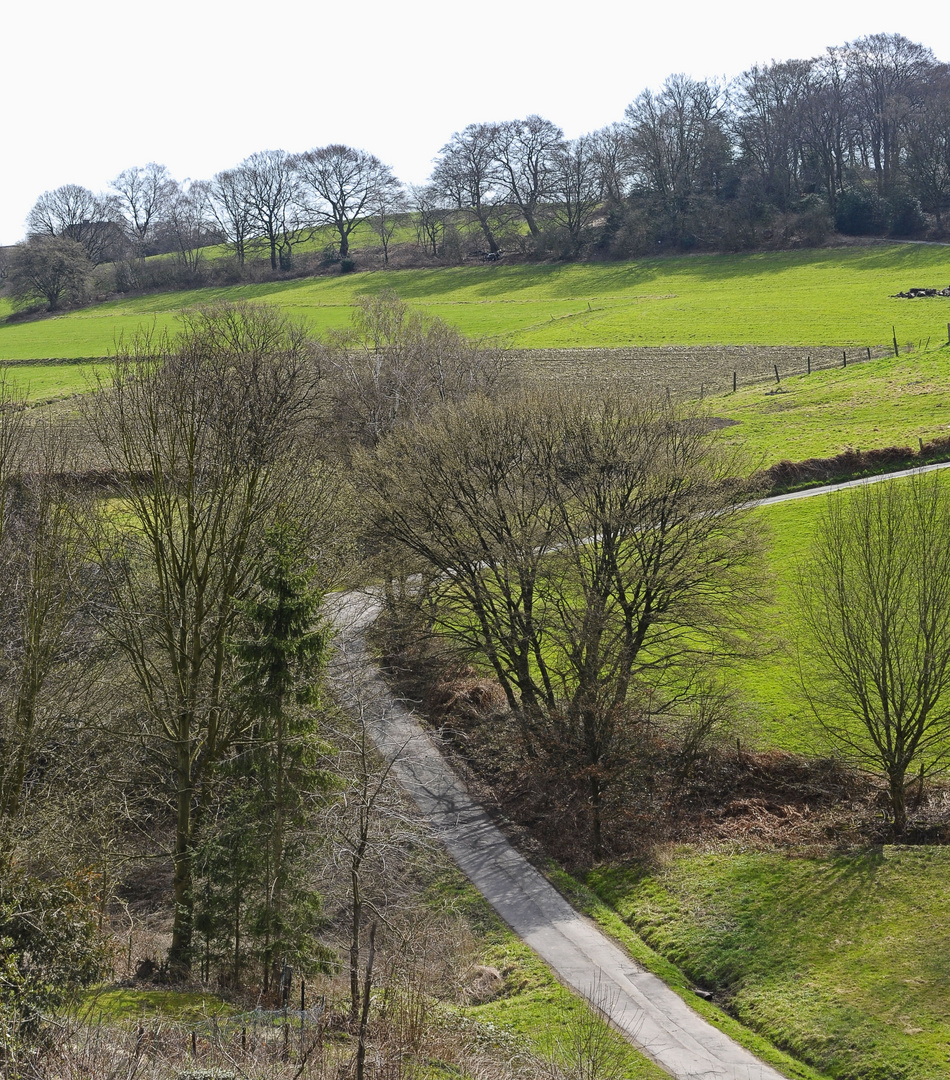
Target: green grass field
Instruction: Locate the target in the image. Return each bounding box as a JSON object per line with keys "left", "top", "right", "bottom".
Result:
{"left": 584, "top": 848, "right": 950, "bottom": 1080}
{"left": 2, "top": 243, "right": 949, "bottom": 361}
{"left": 713, "top": 345, "right": 950, "bottom": 463}
{"left": 0, "top": 361, "right": 110, "bottom": 402}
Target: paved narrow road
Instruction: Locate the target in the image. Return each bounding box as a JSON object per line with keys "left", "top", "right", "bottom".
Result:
{"left": 330, "top": 589, "right": 788, "bottom": 1080}
{"left": 329, "top": 463, "right": 950, "bottom": 1079}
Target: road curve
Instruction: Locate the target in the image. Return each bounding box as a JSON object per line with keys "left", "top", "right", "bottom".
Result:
{"left": 329, "top": 589, "right": 788, "bottom": 1080}
{"left": 328, "top": 463, "right": 950, "bottom": 1079}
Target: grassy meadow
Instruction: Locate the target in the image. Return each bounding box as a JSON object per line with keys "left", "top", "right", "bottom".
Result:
{"left": 582, "top": 848, "right": 950, "bottom": 1080}
{"left": 713, "top": 345, "right": 950, "bottom": 463}
{"left": 2, "top": 243, "right": 950, "bottom": 361}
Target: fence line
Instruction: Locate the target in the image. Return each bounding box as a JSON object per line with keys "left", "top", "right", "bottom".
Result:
{"left": 691, "top": 341, "right": 912, "bottom": 401}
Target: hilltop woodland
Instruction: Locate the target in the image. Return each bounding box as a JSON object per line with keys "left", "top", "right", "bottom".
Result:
{"left": 4, "top": 32, "right": 950, "bottom": 312}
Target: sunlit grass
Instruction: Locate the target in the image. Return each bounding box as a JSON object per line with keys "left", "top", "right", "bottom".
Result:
{"left": 585, "top": 847, "right": 950, "bottom": 1080}
{"left": 3, "top": 243, "right": 949, "bottom": 360}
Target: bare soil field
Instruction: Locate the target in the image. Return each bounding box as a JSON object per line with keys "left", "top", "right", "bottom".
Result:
{"left": 510, "top": 345, "right": 890, "bottom": 398}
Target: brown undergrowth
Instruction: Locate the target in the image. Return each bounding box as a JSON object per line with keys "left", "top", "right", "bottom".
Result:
{"left": 377, "top": 625, "right": 950, "bottom": 872}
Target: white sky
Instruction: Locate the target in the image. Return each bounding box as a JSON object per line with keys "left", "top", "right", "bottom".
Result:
{"left": 3, "top": 0, "right": 948, "bottom": 246}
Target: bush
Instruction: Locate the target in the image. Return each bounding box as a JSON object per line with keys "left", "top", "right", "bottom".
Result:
{"left": 835, "top": 187, "right": 890, "bottom": 235}
{"left": 888, "top": 192, "right": 926, "bottom": 237}
{"left": 0, "top": 870, "right": 107, "bottom": 1044}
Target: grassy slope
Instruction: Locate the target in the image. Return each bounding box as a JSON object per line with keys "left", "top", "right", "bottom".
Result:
{"left": 583, "top": 848, "right": 950, "bottom": 1080}
{"left": 713, "top": 345, "right": 950, "bottom": 462}
{"left": 2, "top": 243, "right": 950, "bottom": 360}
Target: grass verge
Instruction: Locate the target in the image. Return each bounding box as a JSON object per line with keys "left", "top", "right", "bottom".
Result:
{"left": 547, "top": 866, "right": 828, "bottom": 1080}
{"left": 431, "top": 867, "right": 669, "bottom": 1078}
{"left": 578, "top": 848, "right": 950, "bottom": 1080}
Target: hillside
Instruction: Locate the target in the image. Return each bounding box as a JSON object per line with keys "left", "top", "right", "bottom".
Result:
{"left": 2, "top": 243, "right": 950, "bottom": 361}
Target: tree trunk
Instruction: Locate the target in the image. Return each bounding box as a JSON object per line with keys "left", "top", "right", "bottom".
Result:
{"left": 889, "top": 770, "right": 908, "bottom": 837}
{"left": 474, "top": 209, "right": 499, "bottom": 254}
{"left": 169, "top": 737, "right": 194, "bottom": 977}
{"left": 349, "top": 857, "right": 363, "bottom": 1021}
{"left": 354, "top": 921, "right": 376, "bottom": 1080}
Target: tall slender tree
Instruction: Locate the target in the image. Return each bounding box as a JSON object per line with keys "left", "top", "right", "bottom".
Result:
{"left": 83, "top": 303, "right": 323, "bottom": 975}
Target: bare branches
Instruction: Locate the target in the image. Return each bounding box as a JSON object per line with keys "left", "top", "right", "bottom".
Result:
{"left": 796, "top": 471, "right": 950, "bottom": 834}
{"left": 295, "top": 145, "right": 402, "bottom": 260}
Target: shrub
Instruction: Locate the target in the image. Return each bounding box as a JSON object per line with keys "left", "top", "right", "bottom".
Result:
{"left": 835, "top": 187, "right": 891, "bottom": 235}
{"left": 0, "top": 870, "right": 107, "bottom": 1044}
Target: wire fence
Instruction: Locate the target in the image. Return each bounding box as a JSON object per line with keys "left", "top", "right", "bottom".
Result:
{"left": 699, "top": 327, "right": 942, "bottom": 400}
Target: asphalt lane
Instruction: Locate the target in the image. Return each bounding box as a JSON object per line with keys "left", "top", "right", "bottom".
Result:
{"left": 327, "top": 463, "right": 950, "bottom": 1078}
{"left": 329, "top": 588, "right": 789, "bottom": 1079}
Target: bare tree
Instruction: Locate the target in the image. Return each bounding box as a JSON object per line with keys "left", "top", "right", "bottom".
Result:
{"left": 295, "top": 144, "right": 402, "bottom": 259}
{"left": 27, "top": 184, "right": 123, "bottom": 266}
{"left": 366, "top": 392, "right": 766, "bottom": 855}
{"left": 110, "top": 163, "right": 179, "bottom": 254}
{"left": 590, "top": 123, "right": 632, "bottom": 207}
{"left": 904, "top": 71, "right": 950, "bottom": 226}
{"left": 159, "top": 180, "right": 214, "bottom": 276}
{"left": 209, "top": 167, "right": 256, "bottom": 266}
{"left": 734, "top": 59, "right": 816, "bottom": 211}
{"left": 367, "top": 182, "right": 409, "bottom": 265}
{"left": 234, "top": 150, "right": 302, "bottom": 270}
{"left": 81, "top": 302, "right": 324, "bottom": 975}
{"left": 408, "top": 183, "right": 448, "bottom": 258}
{"left": 550, "top": 135, "right": 605, "bottom": 251}
{"left": 6, "top": 236, "right": 93, "bottom": 312}
{"left": 321, "top": 291, "right": 505, "bottom": 450}
{"left": 797, "top": 472, "right": 950, "bottom": 836}
{"left": 431, "top": 124, "right": 504, "bottom": 255}
{"left": 797, "top": 47, "right": 855, "bottom": 214}
{"left": 843, "top": 33, "right": 941, "bottom": 196}
{"left": 0, "top": 402, "right": 103, "bottom": 866}
{"left": 624, "top": 75, "right": 732, "bottom": 243}
{"left": 491, "top": 115, "right": 564, "bottom": 236}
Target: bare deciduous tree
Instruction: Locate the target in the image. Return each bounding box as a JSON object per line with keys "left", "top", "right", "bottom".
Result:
{"left": 797, "top": 471, "right": 950, "bottom": 836}
{"left": 491, "top": 115, "right": 564, "bottom": 237}
{"left": 6, "top": 236, "right": 93, "bottom": 312}
{"left": 366, "top": 392, "right": 767, "bottom": 854}
{"left": 159, "top": 180, "right": 214, "bottom": 276}
{"left": 295, "top": 144, "right": 402, "bottom": 260}
{"left": 209, "top": 167, "right": 256, "bottom": 266}
{"left": 431, "top": 124, "right": 504, "bottom": 256}
{"left": 550, "top": 135, "right": 605, "bottom": 251}
{"left": 82, "top": 302, "right": 325, "bottom": 975}
{"left": 110, "top": 163, "right": 179, "bottom": 254}
{"left": 408, "top": 184, "right": 448, "bottom": 258}
{"left": 27, "top": 184, "right": 123, "bottom": 266}
{"left": 321, "top": 291, "right": 505, "bottom": 450}
{"left": 235, "top": 150, "right": 302, "bottom": 270}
